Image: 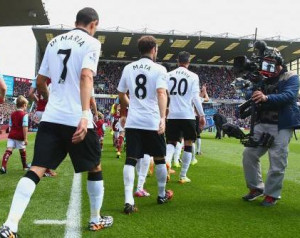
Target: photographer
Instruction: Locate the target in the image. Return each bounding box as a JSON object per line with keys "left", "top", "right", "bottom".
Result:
{"left": 242, "top": 55, "right": 300, "bottom": 206}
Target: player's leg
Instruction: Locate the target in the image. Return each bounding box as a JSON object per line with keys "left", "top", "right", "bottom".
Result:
{"left": 0, "top": 166, "right": 46, "bottom": 237}
{"left": 0, "top": 143, "right": 13, "bottom": 174}
{"left": 69, "top": 128, "right": 113, "bottom": 229}
{"left": 134, "top": 154, "right": 151, "bottom": 197}
{"left": 144, "top": 130, "right": 173, "bottom": 204}
{"left": 87, "top": 164, "right": 113, "bottom": 230}
{"left": 123, "top": 129, "right": 142, "bottom": 214}
{"left": 191, "top": 141, "right": 198, "bottom": 165}
{"left": 179, "top": 120, "right": 197, "bottom": 183}
{"left": 196, "top": 134, "right": 202, "bottom": 155}
{"left": 19, "top": 148, "right": 29, "bottom": 170}
{"left": 173, "top": 140, "right": 183, "bottom": 167}
{"left": 116, "top": 130, "right": 125, "bottom": 158}
{"left": 0, "top": 122, "right": 68, "bottom": 236}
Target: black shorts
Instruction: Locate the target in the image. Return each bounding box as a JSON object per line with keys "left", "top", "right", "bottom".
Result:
{"left": 166, "top": 119, "right": 196, "bottom": 142}
{"left": 32, "top": 122, "right": 101, "bottom": 173}
{"left": 125, "top": 128, "right": 166, "bottom": 159}
{"left": 195, "top": 116, "right": 200, "bottom": 136}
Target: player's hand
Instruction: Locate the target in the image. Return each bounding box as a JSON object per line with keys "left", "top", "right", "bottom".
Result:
{"left": 158, "top": 118, "right": 166, "bottom": 135}
{"left": 252, "top": 91, "right": 267, "bottom": 103}
{"left": 24, "top": 139, "right": 28, "bottom": 146}
{"left": 199, "top": 116, "right": 206, "bottom": 129}
{"left": 120, "top": 116, "right": 126, "bottom": 128}
{"left": 72, "top": 118, "right": 88, "bottom": 144}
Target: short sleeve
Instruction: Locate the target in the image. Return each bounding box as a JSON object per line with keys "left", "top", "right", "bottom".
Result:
{"left": 156, "top": 67, "right": 168, "bottom": 90}
{"left": 22, "top": 114, "right": 29, "bottom": 127}
{"left": 38, "top": 45, "right": 51, "bottom": 78}
{"left": 82, "top": 41, "right": 101, "bottom": 76}
{"left": 117, "top": 67, "right": 129, "bottom": 93}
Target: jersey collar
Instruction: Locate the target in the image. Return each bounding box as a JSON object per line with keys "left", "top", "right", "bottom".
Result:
{"left": 141, "top": 56, "right": 153, "bottom": 61}
{"left": 73, "top": 27, "right": 90, "bottom": 35}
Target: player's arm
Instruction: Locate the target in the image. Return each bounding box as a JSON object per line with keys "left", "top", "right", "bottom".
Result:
{"left": 72, "top": 68, "right": 94, "bottom": 144}
{"left": 117, "top": 67, "right": 129, "bottom": 128}
{"left": 36, "top": 75, "right": 50, "bottom": 101}
{"left": 157, "top": 88, "right": 167, "bottom": 134}
{"left": 22, "top": 114, "right": 29, "bottom": 145}
{"left": 200, "top": 84, "right": 210, "bottom": 102}
{"left": 28, "top": 80, "right": 38, "bottom": 102}
{"left": 0, "top": 78, "right": 7, "bottom": 103}
{"left": 90, "top": 96, "right": 98, "bottom": 122}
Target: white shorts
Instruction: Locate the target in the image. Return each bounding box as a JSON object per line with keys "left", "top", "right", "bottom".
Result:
{"left": 7, "top": 139, "right": 26, "bottom": 149}
{"left": 33, "top": 111, "right": 44, "bottom": 124}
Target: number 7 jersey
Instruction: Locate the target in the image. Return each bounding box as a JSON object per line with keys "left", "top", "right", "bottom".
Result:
{"left": 167, "top": 66, "right": 200, "bottom": 119}
{"left": 38, "top": 28, "right": 101, "bottom": 128}
{"left": 117, "top": 57, "right": 168, "bottom": 131}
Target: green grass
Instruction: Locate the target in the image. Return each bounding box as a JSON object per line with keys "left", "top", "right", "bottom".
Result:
{"left": 0, "top": 131, "right": 300, "bottom": 238}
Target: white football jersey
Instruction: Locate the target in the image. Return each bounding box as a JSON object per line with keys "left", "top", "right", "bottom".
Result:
{"left": 117, "top": 57, "right": 168, "bottom": 130}
{"left": 167, "top": 66, "right": 200, "bottom": 119}
{"left": 38, "top": 28, "right": 101, "bottom": 128}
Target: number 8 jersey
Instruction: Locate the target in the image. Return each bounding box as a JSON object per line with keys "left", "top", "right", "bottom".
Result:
{"left": 167, "top": 66, "right": 200, "bottom": 119}
{"left": 38, "top": 28, "right": 101, "bottom": 128}
{"left": 117, "top": 57, "right": 168, "bottom": 130}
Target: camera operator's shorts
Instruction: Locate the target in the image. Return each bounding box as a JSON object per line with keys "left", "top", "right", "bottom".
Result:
{"left": 166, "top": 119, "right": 196, "bottom": 142}
{"left": 125, "top": 128, "right": 166, "bottom": 159}
{"left": 32, "top": 122, "right": 101, "bottom": 173}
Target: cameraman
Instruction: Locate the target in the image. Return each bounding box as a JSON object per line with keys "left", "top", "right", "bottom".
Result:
{"left": 242, "top": 59, "right": 300, "bottom": 206}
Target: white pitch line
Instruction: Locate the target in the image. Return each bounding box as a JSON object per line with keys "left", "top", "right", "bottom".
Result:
{"left": 64, "top": 173, "right": 82, "bottom": 238}
{"left": 34, "top": 220, "right": 66, "bottom": 225}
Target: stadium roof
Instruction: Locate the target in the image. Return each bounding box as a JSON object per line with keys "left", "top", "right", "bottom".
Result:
{"left": 0, "top": 0, "right": 49, "bottom": 26}
{"left": 33, "top": 26, "right": 300, "bottom": 66}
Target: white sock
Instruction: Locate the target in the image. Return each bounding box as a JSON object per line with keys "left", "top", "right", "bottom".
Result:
{"left": 4, "top": 177, "right": 36, "bottom": 232}
{"left": 174, "top": 142, "right": 183, "bottom": 163}
{"left": 123, "top": 165, "right": 135, "bottom": 205}
{"left": 137, "top": 154, "right": 151, "bottom": 191}
{"left": 87, "top": 180, "right": 104, "bottom": 223}
{"left": 136, "top": 159, "right": 141, "bottom": 176}
{"left": 196, "top": 138, "right": 201, "bottom": 153}
{"left": 180, "top": 151, "right": 192, "bottom": 178}
{"left": 155, "top": 163, "right": 167, "bottom": 197}
{"left": 166, "top": 144, "right": 175, "bottom": 166}
{"left": 191, "top": 143, "right": 196, "bottom": 161}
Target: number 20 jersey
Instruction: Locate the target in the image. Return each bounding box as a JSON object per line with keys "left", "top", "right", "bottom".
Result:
{"left": 117, "top": 57, "right": 168, "bottom": 131}
{"left": 167, "top": 66, "right": 200, "bottom": 120}
{"left": 38, "top": 28, "right": 101, "bottom": 128}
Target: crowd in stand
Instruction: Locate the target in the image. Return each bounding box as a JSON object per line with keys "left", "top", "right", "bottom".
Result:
{"left": 0, "top": 101, "right": 16, "bottom": 125}
{"left": 1, "top": 62, "right": 250, "bottom": 128}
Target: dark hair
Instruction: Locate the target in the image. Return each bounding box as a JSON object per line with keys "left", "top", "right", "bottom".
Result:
{"left": 178, "top": 51, "right": 190, "bottom": 64}
{"left": 138, "top": 36, "right": 157, "bottom": 55}
{"left": 76, "top": 7, "right": 99, "bottom": 26}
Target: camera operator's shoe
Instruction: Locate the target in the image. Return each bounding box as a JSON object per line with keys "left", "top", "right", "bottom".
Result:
{"left": 157, "top": 190, "right": 174, "bottom": 204}
{"left": 0, "top": 225, "right": 18, "bottom": 238}
{"left": 89, "top": 216, "right": 113, "bottom": 231}
{"left": 261, "top": 196, "right": 277, "bottom": 207}
{"left": 242, "top": 189, "right": 263, "bottom": 201}
{"left": 124, "top": 203, "right": 138, "bottom": 214}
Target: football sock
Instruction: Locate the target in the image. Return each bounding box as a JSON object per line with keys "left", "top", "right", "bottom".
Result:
{"left": 155, "top": 163, "right": 167, "bottom": 198}
{"left": 180, "top": 151, "right": 192, "bottom": 178}
{"left": 123, "top": 165, "right": 135, "bottom": 205}
{"left": 87, "top": 179, "right": 104, "bottom": 223}
{"left": 166, "top": 144, "right": 175, "bottom": 166}
{"left": 4, "top": 171, "right": 40, "bottom": 232}
{"left": 174, "top": 142, "right": 182, "bottom": 164}
{"left": 191, "top": 143, "right": 196, "bottom": 161}
{"left": 196, "top": 138, "right": 201, "bottom": 154}
{"left": 19, "top": 150, "right": 27, "bottom": 168}
{"left": 137, "top": 154, "right": 151, "bottom": 191}
{"left": 1, "top": 150, "right": 12, "bottom": 169}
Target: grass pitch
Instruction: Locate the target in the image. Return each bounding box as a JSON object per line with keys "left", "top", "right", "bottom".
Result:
{"left": 0, "top": 131, "right": 300, "bottom": 238}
